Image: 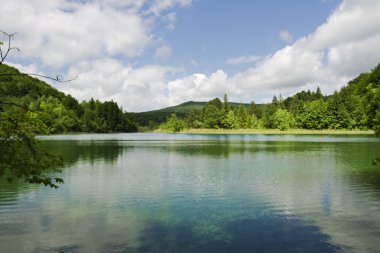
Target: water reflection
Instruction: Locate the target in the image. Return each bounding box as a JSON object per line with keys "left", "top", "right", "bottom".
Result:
{"left": 39, "top": 140, "right": 125, "bottom": 164}
{"left": 1, "top": 134, "right": 380, "bottom": 253}
{"left": 131, "top": 216, "right": 339, "bottom": 253}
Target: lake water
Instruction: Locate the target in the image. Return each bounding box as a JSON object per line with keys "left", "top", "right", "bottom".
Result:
{"left": 1, "top": 133, "right": 380, "bottom": 253}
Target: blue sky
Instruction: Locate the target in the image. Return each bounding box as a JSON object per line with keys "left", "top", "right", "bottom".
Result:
{"left": 1, "top": 0, "right": 380, "bottom": 111}
{"left": 158, "top": 0, "right": 342, "bottom": 74}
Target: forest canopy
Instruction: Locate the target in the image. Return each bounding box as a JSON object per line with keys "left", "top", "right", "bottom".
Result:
{"left": 0, "top": 64, "right": 137, "bottom": 134}
{"left": 159, "top": 63, "right": 380, "bottom": 134}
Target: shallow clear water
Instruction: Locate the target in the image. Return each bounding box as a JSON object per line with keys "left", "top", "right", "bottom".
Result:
{"left": 1, "top": 133, "right": 380, "bottom": 253}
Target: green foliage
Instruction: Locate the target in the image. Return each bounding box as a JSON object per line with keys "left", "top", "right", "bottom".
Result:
{"left": 260, "top": 103, "right": 277, "bottom": 129}
{"left": 207, "top": 97, "right": 223, "bottom": 110}
{"left": 223, "top": 110, "right": 238, "bottom": 129}
{"left": 0, "top": 63, "right": 137, "bottom": 187}
{"left": 326, "top": 92, "right": 352, "bottom": 129}
{"left": 223, "top": 94, "right": 231, "bottom": 113}
{"left": 160, "top": 113, "right": 186, "bottom": 132}
{"left": 186, "top": 109, "right": 203, "bottom": 129}
{"left": 366, "top": 85, "right": 380, "bottom": 135}
{"left": 1, "top": 64, "right": 137, "bottom": 134}
{"left": 297, "top": 100, "right": 329, "bottom": 129}
{"left": 273, "top": 108, "right": 295, "bottom": 131}
{"left": 202, "top": 104, "right": 223, "bottom": 129}
{"left": 0, "top": 108, "right": 63, "bottom": 188}
{"left": 79, "top": 98, "right": 137, "bottom": 133}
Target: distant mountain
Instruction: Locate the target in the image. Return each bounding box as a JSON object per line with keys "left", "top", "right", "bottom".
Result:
{"left": 131, "top": 101, "right": 258, "bottom": 127}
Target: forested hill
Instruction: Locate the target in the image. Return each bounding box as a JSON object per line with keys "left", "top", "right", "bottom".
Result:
{"left": 0, "top": 64, "right": 137, "bottom": 133}
{"left": 1, "top": 62, "right": 379, "bottom": 134}
{"left": 159, "top": 63, "right": 380, "bottom": 134}
{"left": 131, "top": 101, "right": 257, "bottom": 128}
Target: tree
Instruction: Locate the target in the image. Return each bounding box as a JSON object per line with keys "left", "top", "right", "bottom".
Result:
{"left": 186, "top": 109, "right": 203, "bottom": 128}
{"left": 235, "top": 103, "right": 249, "bottom": 128}
{"left": 297, "top": 100, "right": 329, "bottom": 129}
{"left": 207, "top": 97, "right": 223, "bottom": 110}
{"left": 366, "top": 84, "right": 380, "bottom": 135}
{"left": 202, "top": 104, "right": 222, "bottom": 129}
{"left": 160, "top": 113, "right": 186, "bottom": 132}
{"left": 0, "top": 106, "right": 63, "bottom": 188}
{"left": 316, "top": 86, "right": 323, "bottom": 99}
{"left": 0, "top": 30, "right": 19, "bottom": 64}
{"left": 260, "top": 103, "right": 277, "bottom": 129}
{"left": 326, "top": 92, "right": 351, "bottom": 129}
{"left": 273, "top": 108, "right": 295, "bottom": 131}
{"left": 223, "top": 110, "right": 238, "bottom": 129}
{"left": 222, "top": 94, "right": 231, "bottom": 113}
{"left": 0, "top": 30, "right": 70, "bottom": 188}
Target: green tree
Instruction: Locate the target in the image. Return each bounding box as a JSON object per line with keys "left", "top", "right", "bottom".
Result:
{"left": 222, "top": 94, "right": 231, "bottom": 113}
{"left": 316, "top": 86, "right": 323, "bottom": 99}
{"left": 260, "top": 103, "right": 277, "bottom": 129}
{"left": 207, "top": 97, "right": 223, "bottom": 110}
{"left": 186, "top": 109, "right": 203, "bottom": 128}
{"left": 366, "top": 85, "right": 380, "bottom": 135}
{"left": 160, "top": 113, "right": 186, "bottom": 132}
{"left": 223, "top": 110, "right": 238, "bottom": 129}
{"left": 326, "top": 92, "right": 351, "bottom": 129}
{"left": 0, "top": 103, "right": 63, "bottom": 188}
{"left": 235, "top": 103, "right": 249, "bottom": 128}
{"left": 297, "top": 100, "right": 329, "bottom": 129}
{"left": 273, "top": 108, "right": 295, "bottom": 130}
{"left": 202, "top": 104, "right": 222, "bottom": 129}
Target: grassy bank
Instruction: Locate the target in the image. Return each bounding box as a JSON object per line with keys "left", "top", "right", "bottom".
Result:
{"left": 177, "top": 128, "right": 375, "bottom": 135}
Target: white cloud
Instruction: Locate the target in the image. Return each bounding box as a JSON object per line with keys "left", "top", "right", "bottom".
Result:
{"left": 279, "top": 30, "right": 293, "bottom": 44}
{"left": 162, "top": 0, "right": 380, "bottom": 106}
{"left": 3, "top": 0, "right": 380, "bottom": 111}
{"left": 226, "top": 55, "right": 261, "bottom": 65}
{"left": 148, "top": 0, "right": 192, "bottom": 15}
{"left": 164, "top": 12, "right": 177, "bottom": 30}
{"left": 61, "top": 59, "right": 178, "bottom": 112}
{"left": 155, "top": 45, "right": 172, "bottom": 59}
{"left": 0, "top": 0, "right": 152, "bottom": 68}
{"left": 167, "top": 70, "right": 230, "bottom": 105}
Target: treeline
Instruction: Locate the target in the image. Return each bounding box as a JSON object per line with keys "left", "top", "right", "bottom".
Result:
{"left": 0, "top": 64, "right": 137, "bottom": 134}
{"left": 161, "top": 63, "right": 380, "bottom": 134}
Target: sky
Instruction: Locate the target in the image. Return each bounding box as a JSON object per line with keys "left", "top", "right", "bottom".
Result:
{"left": 1, "top": 0, "right": 380, "bottom": 112}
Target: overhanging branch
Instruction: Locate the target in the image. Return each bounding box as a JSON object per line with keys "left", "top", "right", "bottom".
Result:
{"left": 0, "top": 30, "right": 19, "bottom": 64}
{"left": 0, "top": 72, "right": 79, "bottom": 83}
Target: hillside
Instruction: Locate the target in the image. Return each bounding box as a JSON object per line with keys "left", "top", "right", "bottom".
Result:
{"left": 0, "top": 64, "right": 137, "bottom": 133}
{"left": 131, "top": 101, "right": 259, "bottom": 127}
{"left": 131, "top": 101, "right": 205, "bottom": 126}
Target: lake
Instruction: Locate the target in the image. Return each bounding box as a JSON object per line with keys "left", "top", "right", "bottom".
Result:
{"left": 1, "top": 133, "right": 380, "bottom": 253}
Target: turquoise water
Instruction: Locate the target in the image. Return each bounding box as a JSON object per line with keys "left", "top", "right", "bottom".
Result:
{"left": 1, "top": 133, "right": 380, "bottom": 252}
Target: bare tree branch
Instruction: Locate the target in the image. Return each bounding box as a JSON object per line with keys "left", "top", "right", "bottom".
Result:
{"left": 0, "top": 29, "right": 79, "bottom": 82}
{"left": 0, "top": 72, "right": 80, "bottom": 83}
{"left": 0, "top": 30, "right": 20, "bottom": 64}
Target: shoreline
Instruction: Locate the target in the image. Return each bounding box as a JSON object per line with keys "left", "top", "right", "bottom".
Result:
{"left": 177, "top": 128, "right": 375, "bottom": 135}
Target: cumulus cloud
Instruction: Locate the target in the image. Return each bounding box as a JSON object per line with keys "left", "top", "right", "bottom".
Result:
{"left": 0, "top": 1, "right": 153, "bottom": 68}
{"left": 3, "top": 0, "right": 380, "bottom": 111}
{"left": 226, "top": 55, "right": 261, "bottom": 65}
{"left": 165, "top": 0, "right": 380, "bottom": 105}
{"left": 167, "top": 70, "right": 230, "bottom": 105}
{"left": 0, "top": 0, "right": 191, "bottom": 111}
{"left": 61, "top": 59, "right": 178, "bottom": 112}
